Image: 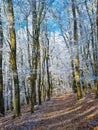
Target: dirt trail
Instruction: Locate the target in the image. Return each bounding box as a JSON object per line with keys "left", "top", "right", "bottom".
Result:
{"left": 0, "top": 93, "right": 98, "bottom": 130}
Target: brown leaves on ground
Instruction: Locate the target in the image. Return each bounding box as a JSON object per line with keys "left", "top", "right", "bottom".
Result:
{"left": 0, "top": 93, "right": 98, "bottom": 130}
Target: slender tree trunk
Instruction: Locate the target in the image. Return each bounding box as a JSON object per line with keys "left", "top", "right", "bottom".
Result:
{"left": 72, "top": 1, "right": 82, "bottom": 99}
{"left": 38, "top": 57, "right": 41, "bottom": 105}
{"left": 30, "top": 0, "right": 37, "bottom": 113}
{"left": 0, "top": 8, "right": 4, "bottom": 116}
{"left": 30, "top": 50, "right": 37, "bottom": 113}
{"left": 31, "top": 0, "right": 45, "bottom": 112}
{"left": 8, "top": 0, "right": 21, "bottom": 117}
{"left": 26, "top": 17, "right": 32, "bottom": 70}
{"left": 10, "top": 76, "right": 13, "bottom": 110}
{"left": 25, "top": 17, "right": 31, "bottom": 104}
{"left": 20, "top": 50, "right": 29, "bottom": 104}
{"left": 49, "top": 72, "right": 53, "bottom": 97}
{"left": 71, "top": 58, "right": 77, "bottom": 93}
{"left": 46, "top": 36, "right": 51, "bottom": 100}
{"left": 42, "top": 48, "right": 46, "bottom": 101}
{"left": 46, "top": 54, "right": 51, "bottom": 100}
{"left": 95, "top": 0, "right": 98, "bottom": 97}
{"left": 6, "top": 84, "right": 9, "bottom": 110}
{"left": 22, "top": 80, "right": 29, "bottom": 104}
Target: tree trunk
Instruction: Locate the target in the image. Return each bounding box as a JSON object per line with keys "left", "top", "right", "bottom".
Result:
{"left": 8, "top": 0, "right": 21, "bottom": 117}
{"left": 72, "top": 1, "right": 82, "bottom": 99}
{"left": 95, "top": 0, "right": 98, "bottom": 97}
{"left": 42, "top": 48, "right": 46, "bottom": 101}
{"left": 0, "top": 8, "right": 4, "bottom": 116}
{"left": 46, "top": 53, "right": 51, "bottom": 100}
{"left": 10, "top": 76, "right": 13, "bottom": 110}
{"left": 30, "top": 50, "right": 37, "bottom": 113}
{"left": 38, "top": 60, "right": 41, "bottom": 105}
{"left": 71, "top": 59, "right": 77, "bottom": 93}
{"left": 31, "top": 0, "right": 45, "bottom": 112}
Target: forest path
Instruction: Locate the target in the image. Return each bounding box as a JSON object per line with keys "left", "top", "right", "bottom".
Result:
{"left": 0, "top": 93, "right": 98, "bottom": 130}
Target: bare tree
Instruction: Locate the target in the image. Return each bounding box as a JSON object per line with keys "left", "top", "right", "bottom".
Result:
{"left": 0, "top": 7, "right": 4, "bottom": 116}
{"left": 8, "top": 0, "right": 21, "bottom": 117}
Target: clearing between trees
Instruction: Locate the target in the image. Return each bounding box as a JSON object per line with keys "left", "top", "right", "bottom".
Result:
{"left": 0, "top": 93, "right": 98, "bottom": 130}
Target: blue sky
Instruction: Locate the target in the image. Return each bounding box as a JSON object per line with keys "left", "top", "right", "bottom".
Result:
{"left": 0, "top": 0, "right": 69, "bottom": 42}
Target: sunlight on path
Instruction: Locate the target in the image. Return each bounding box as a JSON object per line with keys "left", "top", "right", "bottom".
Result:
{"left": 0, "top": 93, "right": 98, "bottom": 130}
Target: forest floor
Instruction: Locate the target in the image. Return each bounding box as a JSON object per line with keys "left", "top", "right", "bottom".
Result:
{"left": 0, "top": 93, "right": 98, "bottom": 130}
